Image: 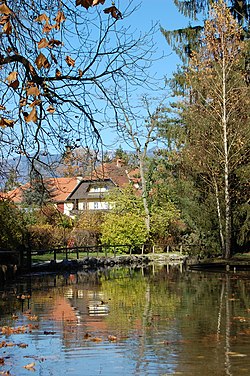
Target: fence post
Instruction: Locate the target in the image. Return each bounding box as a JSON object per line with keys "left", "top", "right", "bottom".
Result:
{"left": 76, "top": 247, "right": 79, "bottom": 259}
{"left": 54, "top": 249, "right": 56, "bottom": 261}
{"left": 65, "top": 247, "right": 68, "bottom": 260}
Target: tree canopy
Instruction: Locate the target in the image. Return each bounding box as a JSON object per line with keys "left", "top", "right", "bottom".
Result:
{"left": 0, "top": 0, "right": 157, "bottom": 179}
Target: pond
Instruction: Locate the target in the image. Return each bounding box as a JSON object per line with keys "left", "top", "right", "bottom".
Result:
{"left": 0, "top": 264, "right": 249, "bottom": 376}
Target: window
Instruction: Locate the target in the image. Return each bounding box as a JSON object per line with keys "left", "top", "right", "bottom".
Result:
{"left": 94, "top": 202, "right": 99, "bottom": 209}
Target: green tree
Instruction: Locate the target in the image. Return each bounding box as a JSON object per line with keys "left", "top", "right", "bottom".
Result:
{"left": 180, "top": 1, "right": 250, "bottom": 258}
{"left": 0, "top": 199, "right": 27, "bottom": 250}
{"left": 23, "top": 170, "right": 53, "bottom": 207}
{"left": 100, "top": 186, "right": 148, "bottom": 251}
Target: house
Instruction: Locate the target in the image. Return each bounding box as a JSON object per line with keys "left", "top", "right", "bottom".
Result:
{"left": 1, "top": 159, "right": 138, "bottom": 217}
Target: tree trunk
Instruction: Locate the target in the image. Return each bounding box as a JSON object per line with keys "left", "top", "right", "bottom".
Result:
{"left": 222, "top": 51, "right": 231, "bottom": 259}
{"left": 139, "top": 156, "right": 150, "bottom": 234}
{"left": 213, "top": 175, "right": 225, "bottom": 253}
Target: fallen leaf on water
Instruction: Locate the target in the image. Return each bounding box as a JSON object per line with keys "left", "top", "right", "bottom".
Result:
{"left": 108, "top": 335, "right": 117, "bottom": 341}
{"left": 91, "top": 337, "right": 102, "bottom": 342}
{"left": 18, "top": 343, "right": 28, "bottom": 348}
{"left": 5, "top": 342, "right": 15, "bottom": 347}
{"left": 84, "top": 332, "right": 92, "bottom": 339}
{"left": 28, "top": 316, "right": 38, "bottom": 321}
{"left": 0, "top": 358, "right": 4, "bottom": 365}
{"left": 23, "top": 362, "right": 35, "bottom": 371}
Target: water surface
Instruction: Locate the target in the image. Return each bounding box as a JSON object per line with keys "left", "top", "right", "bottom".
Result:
{"left": 0, "top": 264, "right": 249, "bottom": 375}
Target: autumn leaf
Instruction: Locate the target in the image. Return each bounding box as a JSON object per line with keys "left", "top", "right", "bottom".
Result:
{"left": 56, "top": 69, "right": 61, "bottom": 77}
{"left": 0, "top": 105, "right": 6, "bottom": 110}
{"left": 76, "top": 0, "right": 105, "bottom": 8}
{"left": 54, "top": 11, "right": 66, "bottom": 29}
{"left": 35, "top": 53, "right": 51, "bottom": 69}
{"left": 29, "top": 99, "right": 41, "bottom": 108}
{"left": 93, "top": 0, "right": 105, "bottom": 5}
{"left": 47, "top": 105, "right": 55, "bottom": 113}
{"left": 27, "top": 86, "right": 40, "bottom": 97}
{"left": 76, "top": 0, "right": 92, "bottom": 9}
{"left": 24, "top": 108, "right": 37, "bottom": 123}
{"left": 18, "top": 343, "right": 28, "bottom": 348}
{"left": 48, "top": 39, "right": 62, "bottom": 48}
{"left": 23, "top": 362, "right": 36, "bottom": 371}
{"left": 2, "top": 20, "right": 12, "bottom": 34}
{"left": 103, "top": 6, "right": 122, "bottom": 20}
{"left": 6, "top": 71, "right": 18, "bottom": 84}
{"left": 51, "top": 53, "right": 58, "bottom": 64}
{"left": 38, "top": 38, "right": 49, "bottom": 49}
{"left": 35, "top": 14, "right": 49, "bottom": 23}
{"left": 9, "top": 79, "right": 19, "bottom": 89}
{"left": 0, "top": 15, "right": 10, "bottom": 25}
{"left": 43, "top": 21, "right": 54, "bottom": 34}
{"left": 0, "top": 4, "right": 12, "bottom": 15}
{"left": 78, "top": 69, "right": 83, "bottom": 77}
{"left": 19, "top": 98, "right": 27, "bottom": 107}
{"left": 0, "top": 117, "right": 14, "bottom": 128}
{"left": 65, "top": 55, "right": 75, "bottom": 67}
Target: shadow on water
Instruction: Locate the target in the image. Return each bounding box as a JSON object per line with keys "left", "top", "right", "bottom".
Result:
{"left": 0, "top": 263, "right": 250, "bottom": 376}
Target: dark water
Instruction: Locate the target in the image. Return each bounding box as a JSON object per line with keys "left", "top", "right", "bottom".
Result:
{"left": 0, "top": 264, "right": 249, "bottom": 376}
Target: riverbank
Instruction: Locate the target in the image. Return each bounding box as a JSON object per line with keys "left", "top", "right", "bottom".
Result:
{"left": 29, "top": 252, "right": 187, "bottom": 274}
{"left": 188, "top": 252, "right": 250, "bottom": 271}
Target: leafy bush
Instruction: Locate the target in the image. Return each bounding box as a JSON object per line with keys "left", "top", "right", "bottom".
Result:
{"left": 0, "top": 200, "right": 27, "bottom": 250}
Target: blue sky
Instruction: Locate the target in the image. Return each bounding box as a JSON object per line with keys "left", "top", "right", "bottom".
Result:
{"left": 100, "top": 0, "right": 199, "bottom": 149}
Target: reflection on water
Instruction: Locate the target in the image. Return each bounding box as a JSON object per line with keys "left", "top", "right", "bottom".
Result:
{"left": 0, "top": 264, "right": 250, "bottom": 376}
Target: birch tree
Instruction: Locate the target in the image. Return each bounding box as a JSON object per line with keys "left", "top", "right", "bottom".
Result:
{"left": 184, "top": 0, "right": 250, "bottom": 258}
{"left": 117, "top": 97, "right": 165, "bottom": 234}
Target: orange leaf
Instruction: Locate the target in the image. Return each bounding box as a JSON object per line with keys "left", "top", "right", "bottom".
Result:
{"left": 78, "top": 69, "right": 83, "bottom": 77}
{"left": 47, "top": 105, "right": 55, "bottom": 113}
{"left": 54, "top": 10, "right": 66, "bottom": 25}
{"left": 43, "top": 21, "right": 54, "bottom": 33}
{"left": 24, "top": 108, "right": 37, "bottom": 123}
{"left": 35, "top": 53, "right": 51, "bottom": 69}
{"left": 0, "top": 105, "right": 6, "bottom": 110}
{"left": 0, "top": 117, "right": 15, "bottom": 128}
{"left": 93, "top": 0, "right": 105, "bottom": 5}
{"left": 56, "top": 69, "right": 61, "bottom": 77}
{"left": 38, "top": 38, "right": 49, "bottom": 49}
{"left": 103, "top": 6, "right": 122, "bottom": 20}
{"left": 23, "top": 362, "right": 35, "bottom": 370}
{"left": 0, "top": 15, "right": 10, "bottom": 25}
{"left": 2, "top": 20, "right": 12, "bottom": 34}
{"left": 0, "top": 4, "right": 12, "bottom": 15}
{"left": 29, "top": 99, "right": 41, "bottom": 108}
{"left": 27, "top": 86, "right": 40, "bottom": 96}
{"left": 65, "top": 55, "right": 75, "bottom": 67}
{"left": 35, "top": 14, "right": 49, "bottom": 23}
{"left": 6, "top": 71, "right": 18, "bottom": 84}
